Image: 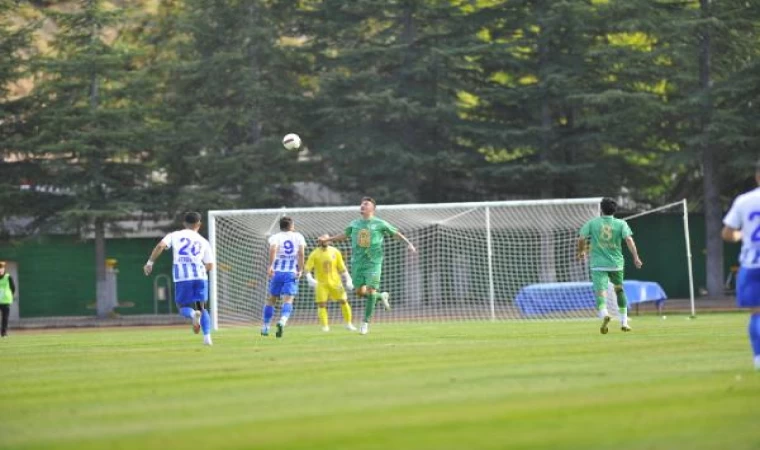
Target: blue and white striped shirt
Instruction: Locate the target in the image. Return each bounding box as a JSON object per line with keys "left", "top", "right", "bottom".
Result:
{"left": 161, "top": 229, "right": 215, "bottom": 282}
{"left": 268, "top": 231, "right": 306, "bottom": 273}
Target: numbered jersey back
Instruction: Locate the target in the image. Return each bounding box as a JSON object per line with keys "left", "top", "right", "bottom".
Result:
{"left": 724, "top": 187, "right": 760, "bottom": 268}
{"left": 161, "top": 229, "right": 214, "bottom": 282}
{"left": 269, "top": 231, "right": 306, "bottom": 273}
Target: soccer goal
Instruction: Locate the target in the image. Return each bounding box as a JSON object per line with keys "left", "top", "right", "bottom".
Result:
{"left": 623, "top": 200, "right": 696, "bottom": 318}
{"left": 208, "top": 198, "right": 618, "bottom": 329}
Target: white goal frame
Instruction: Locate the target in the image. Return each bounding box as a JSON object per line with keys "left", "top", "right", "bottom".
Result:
{"left": 208, "top": 198, "right": 604, "bottom": 330}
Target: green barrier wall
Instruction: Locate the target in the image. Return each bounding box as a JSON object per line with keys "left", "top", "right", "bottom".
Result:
{"left": 0, "top": 214, "right": 742, "bottom": 317}
{"left": 0, "top": 236, "right": 172, "bottom": 317}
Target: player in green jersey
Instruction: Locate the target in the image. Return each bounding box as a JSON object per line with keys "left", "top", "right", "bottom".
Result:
{"left": 321, "top": 197, "right": 416, "bottom": 335}
{"left": 578, "top": 198, "right": 643, "bottom": 334}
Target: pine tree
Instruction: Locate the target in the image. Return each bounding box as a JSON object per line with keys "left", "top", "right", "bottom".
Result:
{"left": 20, "top": 0, "right": 157, "bottom": 316}
{"left": 303, "top": 0, "right": 486, "bottom": 203}
{"left": 0, "top": 1, "right": 39, "bottom": 227}
{"left": 460, "top": 0, "right": 684, "bottom": 200}
{"left": 160, "top": 0, "right": 312, "bottom": 211}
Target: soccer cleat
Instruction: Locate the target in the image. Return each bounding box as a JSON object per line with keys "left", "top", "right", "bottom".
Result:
{"left": 380, "top": 292, "right": 391, "bottom": 310}
{"left": 621, "top": 325, "right": 632, "bottom": 332}
{"left": 321, "top": 326, "right": 330, "bottom": 332}
{"left": 192, "top": 311, "right": 202, "bottom": 334}
{"left": 345, "top": 323, "right": 357, "bottom": 332}
{"left": 600, "top": 315, "right": 611, "bottom": 335}
{"left": 203, "top": 335, "right": 213, "bottom": 346}
{"left": 276, "top": 322, "right": 284, "bottom": 338}
{"left": 359, "top": 322, "right": 369, "bottom": 335}
{"left": 261, "top": 325, "right": 270, "bottom": 337}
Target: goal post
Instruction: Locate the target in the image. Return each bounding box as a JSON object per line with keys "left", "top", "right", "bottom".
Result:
{"left": 208, "top": 198, "right": 607, "bottom": 329}
{"left": 623, "top": 199, "right": 696, "bottom": 317}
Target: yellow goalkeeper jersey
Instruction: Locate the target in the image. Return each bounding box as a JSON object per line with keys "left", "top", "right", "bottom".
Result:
{"left": 305, "top": 246, "right": 346, "bottom": 286}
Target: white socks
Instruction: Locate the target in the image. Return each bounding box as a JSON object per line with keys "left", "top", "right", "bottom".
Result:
{"left": 599, "top": 308, "right": 609, "bottom": 319}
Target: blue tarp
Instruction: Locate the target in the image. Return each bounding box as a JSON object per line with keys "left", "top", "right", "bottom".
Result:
{"left": 515, "top": 280, "right": 667, "bottom": 316}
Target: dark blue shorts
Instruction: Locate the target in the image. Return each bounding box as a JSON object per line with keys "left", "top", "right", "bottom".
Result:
{"left": 175, "top": 279, "right": 208, "bottom": 306}
{"left": 737, "top": 268, "right": 760, "bottom": 308}
{"left": 269, "top": 272, "right": 298, "bottom": 297}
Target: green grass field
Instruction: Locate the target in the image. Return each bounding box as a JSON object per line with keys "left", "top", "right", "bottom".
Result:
{"left": 2, "top": 314, "right": 760, "bottom": 450}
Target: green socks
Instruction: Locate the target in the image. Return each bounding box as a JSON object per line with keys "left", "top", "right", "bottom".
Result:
{"left": 363, "top": 292, "right": 380, "bottom": 323}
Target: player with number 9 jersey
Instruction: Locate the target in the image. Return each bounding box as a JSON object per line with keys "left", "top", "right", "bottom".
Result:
{"left": 262, "top": 216, "right": 306, "bottom": 338}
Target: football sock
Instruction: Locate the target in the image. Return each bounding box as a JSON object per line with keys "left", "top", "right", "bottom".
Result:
{"left": 596, "top": 293, "right": 608, "bottom": 318}
{"left": 280, "top": 302, "right": 293, "bottom": 325}
{"left": 615, "top": 287, "right": 628, "bottom": 325}
{"left": 180, "top": 307, "right": 195, "bottom": 320}
{"left": 749, "top": 313, "right": 760, "bottom": 358}
{"left": 263, "top": 304, "right": 274, "bottom": 325}
{"left": 317, "top": 306, "right": 329, "bottom": 327}
{"left": 201, "top": 310, "right": 211, "bottom": 336}
{"left": 341, "top": 302, "right": 353, "bottom": 324}
{"left": 364, "top": 292, "right": 379, "bottom": 323}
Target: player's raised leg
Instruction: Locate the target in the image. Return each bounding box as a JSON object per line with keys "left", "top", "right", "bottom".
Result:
{"left": 175, "top": 281, "right": 200, "bottom": 333}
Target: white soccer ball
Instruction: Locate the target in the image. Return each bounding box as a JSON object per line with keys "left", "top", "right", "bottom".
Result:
{"left": 282, "top": 133, "right": 301, "bottom": 151}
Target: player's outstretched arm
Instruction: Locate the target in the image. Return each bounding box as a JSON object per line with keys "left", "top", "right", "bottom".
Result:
{"left": 722, "top": 226, "right": 742, "bottom": 243}
{"left": 144, "top": 242, "right": 168, "bottom": 276}
{"left": 394, "top": 231, "right": 416, "bottom": 252}
{"left": 625, "top": 236, "right": 643, "bottom": 269}
{"left": 321, "top": 233, "right": 347, "bottom": 244}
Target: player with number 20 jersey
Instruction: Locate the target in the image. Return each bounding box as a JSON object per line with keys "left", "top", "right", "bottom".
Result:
{"left": 144, "top": 212, "right": 215, "bottom": 346}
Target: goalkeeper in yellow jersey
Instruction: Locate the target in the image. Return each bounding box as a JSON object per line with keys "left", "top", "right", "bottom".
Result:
{"left": 304, "top": 235, "right": 357, "bottom": 332}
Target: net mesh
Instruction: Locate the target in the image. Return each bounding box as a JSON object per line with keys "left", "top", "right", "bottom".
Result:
{"left": 210, "top": 199, "right": 607, "bottom": 327}
{"left": 622, "top": 201, "right": 694, "bottom": 316}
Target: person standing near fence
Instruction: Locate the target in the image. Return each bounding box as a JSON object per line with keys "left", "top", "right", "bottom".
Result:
{"left": 0, "top": 261, "right": 16, "bottom": 338}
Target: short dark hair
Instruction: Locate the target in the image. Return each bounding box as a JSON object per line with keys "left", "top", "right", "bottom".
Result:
{"left": 184, "top": 212, "right": 202, "bottom": 225}
{"left": 361, "top": 197, "right": 376, "bottom": 207}
{"left": 600, "top": 198, "right": 617, "bottom": 216}
{"left": 755, "top": 160, "right": 760, "bottom": 173}
{"left": 279, "top": 216, "right": 293, "bottom": 231}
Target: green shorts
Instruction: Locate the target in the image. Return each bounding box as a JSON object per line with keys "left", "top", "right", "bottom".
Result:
{"left": 351, "top": 263, "right": 382, "bottom": 290}
{"left": 591, "top": 270, "right": 624, "bottom": 292}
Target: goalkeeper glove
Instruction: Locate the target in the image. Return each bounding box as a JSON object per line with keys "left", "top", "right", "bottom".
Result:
{"left": 306, "top": 273, "right": 318, "bottom": 288}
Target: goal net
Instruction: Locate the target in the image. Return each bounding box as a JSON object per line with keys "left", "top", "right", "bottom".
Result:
{"left": 622, "top": 200, "right": 696, "bottom": 317}
{"left": 208, "top": 198, "right": 615, "bottom": 329}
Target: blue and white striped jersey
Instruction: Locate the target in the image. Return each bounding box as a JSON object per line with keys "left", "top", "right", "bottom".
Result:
{"left": 268, "top": 231, "right": 306, "bottom": 273}
{"left": 161, "top": 229, "right": 215, "bottom": 282}
{"left": 724, "top": 187, "right": 760, "bottom": 269}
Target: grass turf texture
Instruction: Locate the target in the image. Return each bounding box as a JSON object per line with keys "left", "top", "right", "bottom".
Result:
{"left": 2, "top": 314, "right": 759, "bottom": 450}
